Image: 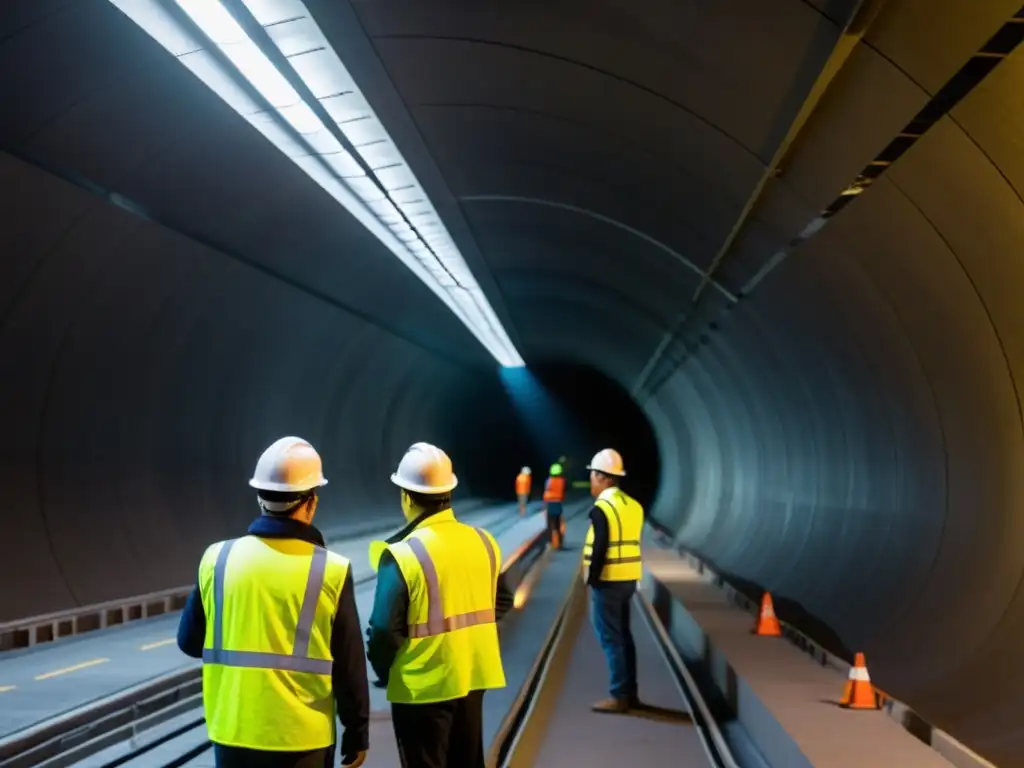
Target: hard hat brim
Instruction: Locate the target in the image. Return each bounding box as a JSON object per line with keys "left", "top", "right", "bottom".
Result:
{"left": 390, "top": 473, "right": 459, "bottom": 494}
{"left": 585, "top": 465, "right": 626, "bottom": 477}
{"left": 249, "top": 477, "right": 328, "bottom": 492}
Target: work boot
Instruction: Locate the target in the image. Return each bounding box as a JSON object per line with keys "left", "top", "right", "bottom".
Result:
{"left": 591, "top": 697, "right": 630, "bottom": 713}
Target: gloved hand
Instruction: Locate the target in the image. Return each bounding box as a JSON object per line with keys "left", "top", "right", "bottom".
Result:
{"left": 341, "top": 750, "right": 367, "bottom": 767}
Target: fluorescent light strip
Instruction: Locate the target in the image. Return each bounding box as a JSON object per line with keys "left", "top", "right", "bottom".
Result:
{"left": 109, "top": 0, "right": 523, "bottom": 367}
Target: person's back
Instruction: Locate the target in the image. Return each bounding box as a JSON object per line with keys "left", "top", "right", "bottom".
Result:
{"left": 367, "top": 442, "right": 511, "bottom": 768}
{"left": 178, "top": 437, "right": 369, "bottom": 768}
{"left": 583, "top": 487, "right": 644, "bottom": 584}
{"left": 199, "top": 534, "right": 350, "bottom": 748}
{"left": 385, "top": 512, "right": 506, "bottom": 703}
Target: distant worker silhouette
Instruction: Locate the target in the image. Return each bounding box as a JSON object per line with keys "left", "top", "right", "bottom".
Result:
{"left": 515, "top": 465, "right": 532, "bottom": 515}
{"left": 366, "top": 442, "right": 514, "bottom": 767}
{"left": 582, "top": 448, "right": 645, "bottom": 713}
{"left": 543, "top": 460, "right": 566, "bottom": 548}
{"left": 177, "top": 437, "right": 369, "bottom": 768}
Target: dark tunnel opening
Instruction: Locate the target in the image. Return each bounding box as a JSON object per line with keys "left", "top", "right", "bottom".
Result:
{"left": 523, "top": 361, "right": 661, "bottom": 509}
{"left": 440, "top": 361, "right": 660, "bottom": 508}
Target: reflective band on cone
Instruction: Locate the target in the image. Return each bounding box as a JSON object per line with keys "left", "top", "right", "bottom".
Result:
{"left": 840, "top": 652, "right": 879, "bottom": 710}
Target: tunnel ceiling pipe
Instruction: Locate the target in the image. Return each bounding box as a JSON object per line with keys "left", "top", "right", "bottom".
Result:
{"left": 109, "top": 0, "right": 523, "bottom": 368}
{"left": 636, "top": 4, "right": 1024, "bottom": 399}
{"left": 631, "top": 0, "right": 889, "bottom": 401}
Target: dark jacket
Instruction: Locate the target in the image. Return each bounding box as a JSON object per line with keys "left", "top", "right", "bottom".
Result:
{"left": 586, "top": 504, "right": 611, "bottom": 587}
{"left": 177, "top": 516, "right": 370, "bottom": 759}
{"left": 366, "top": 509, "right": 515, "bottom": 686}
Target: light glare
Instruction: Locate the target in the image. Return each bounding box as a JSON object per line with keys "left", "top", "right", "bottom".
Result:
{"left": 108, "top": 0, "right": 523, "bottom": 367}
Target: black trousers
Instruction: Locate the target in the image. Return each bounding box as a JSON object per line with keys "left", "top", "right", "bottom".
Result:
{"left": 213, "top": 744, "right": 334, "bottom": 767}
{"left": 391, "top": 690, "right": 485, "bottom": 768}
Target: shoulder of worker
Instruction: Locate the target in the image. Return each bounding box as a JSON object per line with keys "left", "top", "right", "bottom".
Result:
{"left": 377, "top": 536, "right": 413, "bottom": 568}
{"left": 198, "top": 538, "right": 233, "bottom": 568}
{"left": 619, "top": 489, "right": 645, "bottom": 513}
{"left": 324, "top": 547, "right": 352, "bottom": 569}
{"left": 599, "top": 487, "right": 642, "bottom": 509}
{"left": 472, "top": 524, "right": 502, "bottom": 558}
{"left": 422, "top": 519, "right": 503, "bottom": 561}
{"left": 591, "top": 493, "right": 614, "bottom": 515}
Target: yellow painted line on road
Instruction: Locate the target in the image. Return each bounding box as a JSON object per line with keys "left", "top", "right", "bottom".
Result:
{"left": 140, "top": 638, "right": 175, "bottom": 651}
{"left": 35, "top": 658, "right": 109, "bottom": 680}
{"left": 0, "top": 685, "right": 16, "bottom": 693}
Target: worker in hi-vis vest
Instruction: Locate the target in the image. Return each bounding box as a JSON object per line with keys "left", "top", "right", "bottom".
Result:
{"left": 543, "top": 461, "right": 566, "bottom": 549}
{"left": 177, "top": 437, "right": 369, "bottom": 768}
{"left": 515, "top": 466, "right": 532, "bottom": 516}
{"left": 582, "top": 448, "right": 645, "bottom": 714}
{"left": 366, "top": 442, "right": 514, "bottom": 767}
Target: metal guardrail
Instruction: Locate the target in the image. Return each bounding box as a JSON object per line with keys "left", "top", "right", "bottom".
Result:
{"left": 647, "top": 524, "right": 998, "bottom": 768}
{"left": 0, "top": 588, "right": 191, "bottom": 653}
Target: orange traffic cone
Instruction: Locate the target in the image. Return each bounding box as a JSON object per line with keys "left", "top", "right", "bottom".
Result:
{"left": 840, "top": 652, "right": 878, "bottom": 710}
{"left": 753, "top": 592, "right": 782, "bottom": 636}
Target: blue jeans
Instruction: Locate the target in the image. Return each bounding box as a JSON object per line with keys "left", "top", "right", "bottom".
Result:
{"left": 546, "top": 502, "right": 563, "bottom": 539}
{"left": 589, "top": 581, "right": 638, "bottom": 700}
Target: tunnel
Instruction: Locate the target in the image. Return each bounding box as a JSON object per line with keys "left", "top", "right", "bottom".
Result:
{"left": 2, "top": 0, "right": 1024, "bottom": 765}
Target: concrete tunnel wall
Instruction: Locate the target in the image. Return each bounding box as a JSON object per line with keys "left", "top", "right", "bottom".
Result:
{"left": 0, "top": 148, "right": 530, "bottom": 620}
{"left": 3, "top": 0, "right": 1024, "bottom": 764}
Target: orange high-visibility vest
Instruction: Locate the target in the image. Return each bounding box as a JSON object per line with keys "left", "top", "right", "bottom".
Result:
{"left": 515, "top": 473, "right": 531, "bottom": 495}
{"left": 543, "top": 476, "right": 565, "bottom": 502}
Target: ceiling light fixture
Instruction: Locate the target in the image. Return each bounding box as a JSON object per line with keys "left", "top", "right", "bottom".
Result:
{"left": 109, "top": 0, "right": 524, "bottom": 367}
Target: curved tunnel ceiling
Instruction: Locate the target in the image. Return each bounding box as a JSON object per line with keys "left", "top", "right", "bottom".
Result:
{"left": 3, "top": 0, "right": 1024, "bottom": 763}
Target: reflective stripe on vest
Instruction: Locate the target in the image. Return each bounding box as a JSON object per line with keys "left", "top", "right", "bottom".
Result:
{"left": 385, "top": 515, "right": 507, "bottom": 704}
{"left": 202, "top": 539, "right": 332, "bottom": 676}
{"left": 405, "top": 528, "right": 497, "bottom": 638}
{"left": 200, "top": 536, "right": 348, "bottom": 751}
{"left": 583, "top": 491, "right": 644, "bottom": 581}
{"left": 593, "top": 498, "right": 641, "bottom": 565}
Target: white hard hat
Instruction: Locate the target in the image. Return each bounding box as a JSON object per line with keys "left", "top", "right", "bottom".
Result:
{"left": 249, "top": 437, "right": 328, "bottom": 492}
{"left": 587, "top": 448, "right": 626, "bottom": 477}
{"left": 391, "top": 442, "right": 458, "bottom": 494}
{"left": 521, "top": 466, "right": 531, "bottom": 475}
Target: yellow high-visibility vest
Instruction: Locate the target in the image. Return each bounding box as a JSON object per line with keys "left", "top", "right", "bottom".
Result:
{"left": 198, "top": 535, "right": 351, "bottom": 751}
{"left": 583, "top": 488, "right": 644, "bottom": 581}
{"left": 383, "top": 510, "right": 506, "bottom": 704}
